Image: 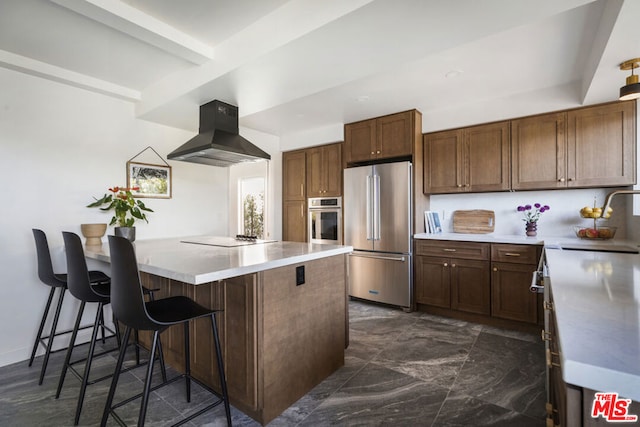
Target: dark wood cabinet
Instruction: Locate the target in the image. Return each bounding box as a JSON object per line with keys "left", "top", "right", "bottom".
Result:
{"left": 567, "top": 100, "right": 636, "bottom": 188}
{"left": 415, "top": 240, "right": 542, "bottom": 326}
{"left": 344, "top": 110, "right": 417, "bottom": 164}
{"left": 415, "top": 240, "right": 490, "bottom": 315}
{"left": 282, "top": 150, "right": 306, "bottom": 242}
{"left": 511, "top": 111, "right": 567, "bottom": 190}
{"left": 423, "top": 121, "right": 510, "bottom": 194}
{"left": 306, "top": 143, "right": 342, "bottom": 197}
{"left": 491, "top": 244, "right": 540, "bottom": 324}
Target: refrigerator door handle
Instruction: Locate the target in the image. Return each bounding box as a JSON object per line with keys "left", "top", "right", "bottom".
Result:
{"left": 373, "top": 174, "right": 381, "bottom": 241}
{"left": 366, "top": 175, "right": 373, "bottom": 240}
{"left": 349, "top": 253, "right": 406, "bottom": 262}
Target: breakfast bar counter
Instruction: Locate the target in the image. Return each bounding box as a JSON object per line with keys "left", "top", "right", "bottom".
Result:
{"left": 85, "top": 237, "right": 352, "bottom": 425}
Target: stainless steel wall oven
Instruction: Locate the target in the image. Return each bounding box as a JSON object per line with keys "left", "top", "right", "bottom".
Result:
{"left": 308, "top": 197, "right": 342, "bottom": 245}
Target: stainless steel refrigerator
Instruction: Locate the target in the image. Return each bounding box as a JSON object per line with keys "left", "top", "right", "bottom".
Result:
{"left": 343, "top": 161, "right": 412, "bottom": 309}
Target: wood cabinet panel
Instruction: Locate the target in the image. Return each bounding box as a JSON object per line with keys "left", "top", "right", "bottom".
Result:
{"left": 283, "top": 200, "right": 306, "bottom": 242}
{"left": 423, "top": 121, "right": 510, "bottom": 194}
{"left": 344, "top": 120, "right": 376, "bottom": 163}
{"left": 345, "top": 110, "right": 417, "bottom": 164}
{"left": 377, "top": 110, "right": 414, "bottom": 159}
{"left": 450, "top": 258, "right": 490, "bottom": 315}
{"left": 491, "top": 244, "right": 539, "bottom": 264}
{"left": 567, "top": 100, "right": 636, "bottom": 188}
{"left": 512, "top": 112, "right": 567, "bottom": 190}
{"left": 491, "top": 262, "right": 538, "bottom": 323}
{"left": 415, "top": 240, "right": 489, "bottom": 260}
{"left": 423, "top": 129, "right": 464, "bottom": 193}
{"left": 283, "top": 150, "right": 306, "bottom": 201}
{"left": 415, "top": 255, "right": 450, "bottom": 308}
{"left": 465, "top": 121, "right": 511, "bottom": 192}
{"left": 306, "top": 143, "right": 342, "bottom": 197}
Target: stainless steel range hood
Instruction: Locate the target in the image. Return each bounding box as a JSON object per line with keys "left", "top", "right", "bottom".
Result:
{"left": 168, "top": 100, "right": 271, "bottom": 167}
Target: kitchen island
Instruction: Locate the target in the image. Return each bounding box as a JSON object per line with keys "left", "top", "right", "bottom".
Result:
{"left": 85, "top": 237, "right": 352, "bottom": 425}
{"left": 544, "top": 248, "right": 640, "bottom": 425}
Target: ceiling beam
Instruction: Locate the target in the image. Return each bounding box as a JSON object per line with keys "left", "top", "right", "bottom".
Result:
{"left": 50, "top": 0, "right": 213, "bottom": 65}
{"left": 0, "top": 49, "right": 140, "bottom": 101}
{"left": 579, "top": 0, "right": 624, "bottom": 104}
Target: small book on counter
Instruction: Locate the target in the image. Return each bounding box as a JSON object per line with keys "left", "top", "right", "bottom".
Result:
{"left": 424, "top": 211, "right": 442, "bottom": 234}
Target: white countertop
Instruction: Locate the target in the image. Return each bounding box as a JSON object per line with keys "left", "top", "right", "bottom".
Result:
{"left": 414, "top": 232, "right": 640, "bottom": 252}
{"left": 545, "top": 248, "right": 640, "bottom": 401}
{"left": 84, "top": 236, "right": 352, "bottom": 285}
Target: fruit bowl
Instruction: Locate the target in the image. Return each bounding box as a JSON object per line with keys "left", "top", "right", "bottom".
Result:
{"left": 574, "top": 226, "right": 617, "bottom": 240}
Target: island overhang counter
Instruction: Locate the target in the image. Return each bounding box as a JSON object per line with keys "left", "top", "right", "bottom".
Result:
{"left": 85, "top": 237, "right": 353, "bottom": 425}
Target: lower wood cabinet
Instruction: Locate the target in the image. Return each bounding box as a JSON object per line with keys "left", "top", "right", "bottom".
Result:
{"left": 415, "top": 240, "right": 490, "bottom": 315}
{"left": 415, "top": 239, "right": 542, "bottom": 327}
{"left": 491, "top": 244, "right": 540, "bottom": 324}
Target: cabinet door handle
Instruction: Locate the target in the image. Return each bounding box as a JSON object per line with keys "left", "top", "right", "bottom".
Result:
{"left": 504, "top": 253, "right": 521, "bottom": 257}
{"left": 451, "top": 263, "right": 456, "bottom": 268}
{"left": 443, "top": 248, "right": 457, "bottom": 252}
{"left": 558, "top": 178, "right": 565, "bottom": 182}
{"left": 300, "top": 183, "right": 304, "bottom": 195}
{"left": 568, "top": 178, "right": 574, "bottom": 181}
{"left": 443, "top": 262, "right": 448, "bottom": 267}
{"left": 493, "top": 267, "right": 498, "bottom": 272}
{"left": 376, "top": 150, "right": 381, "bottom": 154}
{"left": 371, "top": 151, "right": 375, "bottom": 155}
{"left": 546, "top": 349, "right": 560, "bottom": 368}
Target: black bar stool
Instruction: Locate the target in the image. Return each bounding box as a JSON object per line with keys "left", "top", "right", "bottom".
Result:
{"left": 56, "top": 232, "right": 166, "bottom": 426}
{"left": 29, "top": 229, "right": 110, "bottom": 385}
{"left": 102, "top": 235, "right": 232, "bottom": 427}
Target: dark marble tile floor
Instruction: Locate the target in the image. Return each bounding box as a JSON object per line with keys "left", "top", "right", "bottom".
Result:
{"left": 0, "top": 300, "right": 545, "bottom": 426}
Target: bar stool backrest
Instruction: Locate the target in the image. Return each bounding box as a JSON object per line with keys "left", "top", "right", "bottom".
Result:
{"left": 108, "top": 235, "right": 158, "bottom": 331}
{"left": 62, "top": 232, "right": 107, "bottom": 303}
{"left": 32, "top": 229, "right": 66, "bottom": 288}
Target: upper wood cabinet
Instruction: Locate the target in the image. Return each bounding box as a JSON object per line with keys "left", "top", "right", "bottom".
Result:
{"left": 423, "top": 121, "right": 510, "bottom": 194}
{"left": 344, "top": 110, "right": 417, "bottom": 164}
{"left": 512, "top": 100, "right": 636, "bottom": 190}
{"left": 511, "top": 111, "right": 567, "bottom": 190}
{"left": 283, "top": 150, "right": 306, "bottom": 201}
{"left": 306, "top": 143, "right": 342, "bottom": 197}
{"left": 567, "top": 100, "right": 636, "bottom": 188}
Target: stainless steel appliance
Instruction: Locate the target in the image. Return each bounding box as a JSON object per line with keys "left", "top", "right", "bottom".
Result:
{"left": 343, "top": 161, "right": 412, "bottom": 309}
{"left": 308, "top": 197, "right": 342, "bottom": 245}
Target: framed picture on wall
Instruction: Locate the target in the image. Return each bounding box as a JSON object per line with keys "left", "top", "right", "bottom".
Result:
{"left": 127, "top": 161, "right": 172, "bottom": 199}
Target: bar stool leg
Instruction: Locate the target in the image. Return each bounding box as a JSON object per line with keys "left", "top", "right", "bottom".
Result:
{"left": 100, "top": 326, "right": 132, "bottom": 427}
{"left": 29, "top": 287, "right": 56, "bottom": 368}
{"left": 38, "top": 287, "right": 66, "bottom": 385}
{"left": 73, "top": 302, "right": 104, "bottom": 425}
{"left": 211, "top": 313, "right": 232, "bottom": 426}
{"left": 156, "top": 333, "right": 167, "bottom": 382}
{"left": 56, "top": 300, "right": 86, "bottom": 399}
{"left": 138, "top": 330, "right": 159, "bottom": 427}
{"left": 184, "top": 322, "right": 191, "bottom": 403}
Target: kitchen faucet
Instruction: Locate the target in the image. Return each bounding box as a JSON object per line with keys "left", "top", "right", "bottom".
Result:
{"left": 601, "top": 189, "right": 640, "bottom": 215}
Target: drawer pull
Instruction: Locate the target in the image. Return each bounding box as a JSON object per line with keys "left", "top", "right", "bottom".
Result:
{"left": 443, "top": 248, "right": 457, "bottom": 252}
{"left": 504, "top": 252, "right": 521, "bottom": 257}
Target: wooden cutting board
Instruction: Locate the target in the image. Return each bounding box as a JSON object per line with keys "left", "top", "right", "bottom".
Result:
{"left": 452, "top": 210, "right": 495, "bottom": 234}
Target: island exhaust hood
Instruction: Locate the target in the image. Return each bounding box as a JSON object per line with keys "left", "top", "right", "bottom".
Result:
{"left": 167, "top": 100, "right": 271, "bottom": 167}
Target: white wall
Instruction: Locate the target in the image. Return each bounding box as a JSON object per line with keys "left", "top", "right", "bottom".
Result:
{"left": 427, "top": 188, "right": 627, "bottom": 238}
{"left": 0, "top": 68, "right": 231, "bottom": 366}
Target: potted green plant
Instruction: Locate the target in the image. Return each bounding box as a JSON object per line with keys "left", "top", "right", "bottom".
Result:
{"left": 87, "top": 186, "right": 153, "bottom": 241}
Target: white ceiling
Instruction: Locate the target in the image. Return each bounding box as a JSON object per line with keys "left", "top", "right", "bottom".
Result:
{"left": 1, "top": 0, "right": 639, "bottom": 138}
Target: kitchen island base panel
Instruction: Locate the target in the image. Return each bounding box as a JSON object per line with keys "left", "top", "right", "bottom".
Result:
{"left": 137, "top": 254, "right": 347, "bottom": 425}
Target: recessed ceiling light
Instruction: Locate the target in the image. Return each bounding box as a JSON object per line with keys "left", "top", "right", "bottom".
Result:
{"left": 445, "top": 69, "right": 464, "bottom": 78}
{"left": 356, "top": 95, "right": 370, "bottom": 102}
